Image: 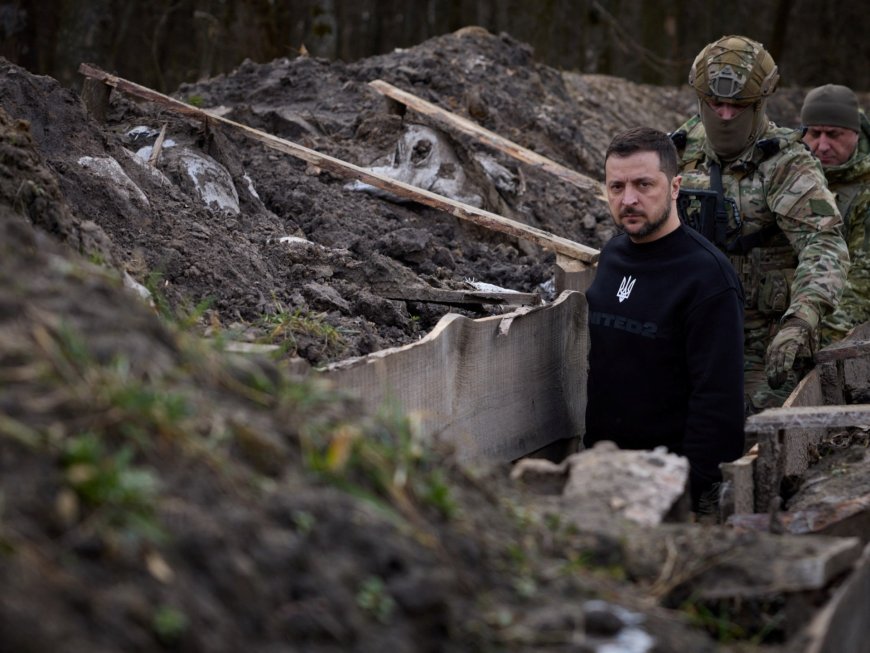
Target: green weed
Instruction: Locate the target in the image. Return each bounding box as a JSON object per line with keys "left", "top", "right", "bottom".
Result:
{"left": 62, "top": 433, "right": 164, "bottom": 545}
{"left": 105, "top": 372, "right": 191, "bottom": 441}
{"left": 294, "top": 396, "right": 458, "bottom": 530}
{"left": 143, "top": 271, "right": 213, "bottom": 329}
{"left": 291, "top": 510, "right": 316, "bottom": 535}
{"left": 681, "top": 598, "right": 746, "bottom": 643}
{"left": 512, "top": 575, "right": 538, "bottom": 599}
{"left": 418, "top": 468, "right": 456, "bottom": 518}
{"left": 144, "top": 271, "right": 174, "bottom": 321}
{"left": 679, "top": 594, "right": 784, "bottom": 644}
{"left": 152, "top": 605, "right": 189, "bottom": 644}
{"left": 356, "top": 575, "right": 395, "bottom": 624}
{"left": 87, "top": 251, "right": 107, "bottom": 266}
{"left": 257, "top": 307, "right": 346, "bottom": 360}
{"left": 562, "top": 550, "right": 627, "bottom": 582}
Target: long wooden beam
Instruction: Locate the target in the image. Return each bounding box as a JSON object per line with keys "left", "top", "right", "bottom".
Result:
{"left": 369, "top": 79, "right": 606, "bottom": 201}
{"left": 78, "top": 63, "right": 599, "bottom": 264}
{"left": 380, "top": 286, "right": 541, "bottom": 307}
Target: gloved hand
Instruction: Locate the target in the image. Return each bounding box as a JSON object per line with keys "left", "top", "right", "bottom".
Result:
{"left": 765, "top": 318, "right": 815, "bottom": 389}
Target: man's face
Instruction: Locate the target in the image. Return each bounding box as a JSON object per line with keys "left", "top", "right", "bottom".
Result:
{"left": 605, "top": 151, "right": 680, "bottom": 243}
{"left": 705, "top": 98, "right": 750, "bottom": 120}
{"left": 803, "top": 125, "right": 860, "bottom": 167}
{"left": 700, "top": 97, "right": 761, "bottom": 160}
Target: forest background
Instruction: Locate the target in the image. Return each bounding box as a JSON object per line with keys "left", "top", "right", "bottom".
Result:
{"left": 3, "top": 0, "right": 870, "bottom": 94}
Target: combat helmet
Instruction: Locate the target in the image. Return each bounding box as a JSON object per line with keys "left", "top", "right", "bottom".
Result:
{"left": 688, "top": 35, "right": 779, "bottom": 103}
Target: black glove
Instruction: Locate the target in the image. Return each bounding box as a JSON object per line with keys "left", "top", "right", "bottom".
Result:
{"left": 765, "top": 318, "right": 815, "bottom": 390}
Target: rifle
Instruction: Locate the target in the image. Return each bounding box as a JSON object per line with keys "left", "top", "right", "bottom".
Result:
{"left": 677, "top": 163, "right": 741, "bottom": 248}
{"left": 677, "top": 188, "right": 722, "bottom": 244}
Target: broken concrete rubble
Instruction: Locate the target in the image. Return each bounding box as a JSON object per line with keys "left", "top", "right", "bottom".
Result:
{"left": 512, "top": 441, "right": 690, "bottom": 527}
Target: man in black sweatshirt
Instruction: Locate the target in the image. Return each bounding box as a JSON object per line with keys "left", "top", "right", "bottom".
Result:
{"left": 584, "top": 127, "right": 745, "bottom": 513}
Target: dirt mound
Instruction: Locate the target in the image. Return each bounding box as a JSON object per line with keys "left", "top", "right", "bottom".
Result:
{"left": 2, "top": 27, "right": 865, "bottom": 653}
{"left": 0, "top": 92, "right": 717, "bottom": 653}
{"left": 0, "top": 28, "right": 700, "bottom": 366}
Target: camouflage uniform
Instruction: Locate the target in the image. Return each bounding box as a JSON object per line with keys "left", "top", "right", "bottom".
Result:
{"left": 673, "top": 115, "right": 849, "bottom": 412}
{"left": 820, "top": 110, "right": 870, "bottom": 346}
{"left": 674, "top": 35, "right": 850, "bottom": 413}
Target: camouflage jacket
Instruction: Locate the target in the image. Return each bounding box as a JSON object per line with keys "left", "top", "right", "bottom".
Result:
{"left": 673, "top": 115, "right": 849, "bottom": 329}
{"left": 820, "top": 111, "right": 870, "bottom": 341}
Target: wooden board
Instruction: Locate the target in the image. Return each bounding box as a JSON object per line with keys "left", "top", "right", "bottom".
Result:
{"left": 380, "top": 286, "right": 541, "bottom": 307}
{"left": 779, "top": 368, "right": 827, "bottom": 478}
{"left": 319, "top": 290, "right": 588, "bottom": 462}
{"left": 720, "top": 452, "right": 756, "bottom": 516}
{"left": 800, "top": 542, "right": 870, "bottom": 653}
{"left": 745, "top": 403, "right": 870, "bottom": 431}
{"left": 555, "top": 254, "right": 597, "bottom": 294}
{"left": 78, "top": 63, "right": 599, "bottom": 264}
{"left": 815, "top": 338, "right": 870, "bottom": 363}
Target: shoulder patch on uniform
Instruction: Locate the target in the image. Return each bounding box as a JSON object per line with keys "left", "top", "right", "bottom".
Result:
{"left": 809, "top": 198, "right": 837, "bottom": 216}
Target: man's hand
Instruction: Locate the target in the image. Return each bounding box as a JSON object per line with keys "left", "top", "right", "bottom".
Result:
{"left": 765, "top": 318, "right": 815, "bottom": 389}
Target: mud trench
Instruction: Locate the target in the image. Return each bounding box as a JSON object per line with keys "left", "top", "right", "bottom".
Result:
{"left": 1, "top": 27, "right": 869, "bottom": 653}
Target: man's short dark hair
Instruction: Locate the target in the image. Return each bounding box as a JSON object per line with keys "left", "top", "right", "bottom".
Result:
{"left": 605, "top": 127, "right": 679, "bottom": 180}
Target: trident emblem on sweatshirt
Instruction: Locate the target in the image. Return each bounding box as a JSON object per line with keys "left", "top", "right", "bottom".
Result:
{"left": 616, "top": 276, "right": 636, "bottom": 303}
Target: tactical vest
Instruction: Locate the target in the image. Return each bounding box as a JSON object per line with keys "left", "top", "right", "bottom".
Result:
{"left": 671, "top": 118, "right": 803, "bottom": 314}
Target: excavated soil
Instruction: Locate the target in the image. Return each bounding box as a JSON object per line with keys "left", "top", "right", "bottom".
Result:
{"left": 1, "top": 27, "right": 867, "bottom": 653}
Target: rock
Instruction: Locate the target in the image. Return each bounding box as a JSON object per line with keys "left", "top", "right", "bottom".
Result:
{"left": 163, "top": 146, "right": 240, "bottom": 215}
{"left": 562, "top": 442, "right": 690, "bottom": 527}
{"left": 303, "top": 281, "right": 351, "bottom": 312}
{"left": 77, "top": 155, "right": 149, "bottom": 207}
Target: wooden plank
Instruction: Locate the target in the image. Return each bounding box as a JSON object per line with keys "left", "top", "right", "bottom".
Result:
{"left": 369, "top": 79, "right": 606, "bottom": 201}
{"left": 727, "top": 494, "right": 870, "bottom": 541}
{"left": 720, "top": 452, "right": 756, "bottom": 516}
{"left": 780, "top": 367, "right": 827, "bottom": 478}
{"left": 751, "top": 369, "right": 825, "bottom": 511}
{"left": 743, "top": 323, "right": 870, "bottom": 515}
{"left": 319, "top": 290, "right": 588, "bottom": 463}
{"left": 794, "top": 495, "right": 870, "bottom": 541}
{"left": 840, "top": 322, "right": 870, "bottom": 402}
{"left": 815, "top": 338, "right": 870, "bottom": 363}
{"left": 380, "top": 286, "right": 541, "bottom": 307}
{"left": 818, "top": 361, "right": 845, "bottom": 405}
{"left": 801, "top": 542, "right": 870, "bottom": 653}
{"left": 692, "top": 535, "right": 861, "bottom": 599}
{"left": 81, "top": 77, "right": 111, "bottom": 123}
{"left": 148, "top": 122, "right": 168, "bottom": 167}
{"left": 745, "top": 403, "right": 870, "bottom": 432}
{"left": 554, "top": 253, "right": 596, "bottom": 294}
{"left": 78, "top": 63, "right": 599, "bottom": 264}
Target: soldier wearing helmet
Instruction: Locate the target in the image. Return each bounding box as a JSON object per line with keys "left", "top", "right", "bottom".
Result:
{"left": 672, "top": 35, "right": 849, "bottom": 414}
{"left": 800, "top": 85, "right": 870, "bottom": 346}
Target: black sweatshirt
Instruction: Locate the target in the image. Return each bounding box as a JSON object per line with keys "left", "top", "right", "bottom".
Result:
{"left": 584, "top": 225, "right": 745, "bottom": 508}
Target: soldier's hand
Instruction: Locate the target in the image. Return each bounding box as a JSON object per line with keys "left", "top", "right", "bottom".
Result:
{"left": 765, "top": 318, "right": 815, "bottom": 390}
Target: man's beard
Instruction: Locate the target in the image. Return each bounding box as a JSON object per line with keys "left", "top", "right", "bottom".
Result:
{"left": 619, "top": 205, "right": 671, "bottom": 239}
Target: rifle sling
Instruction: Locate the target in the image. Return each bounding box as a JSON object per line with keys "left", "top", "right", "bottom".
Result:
{"left": 709, "top": 162, "right": 729, "bottom": 246}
